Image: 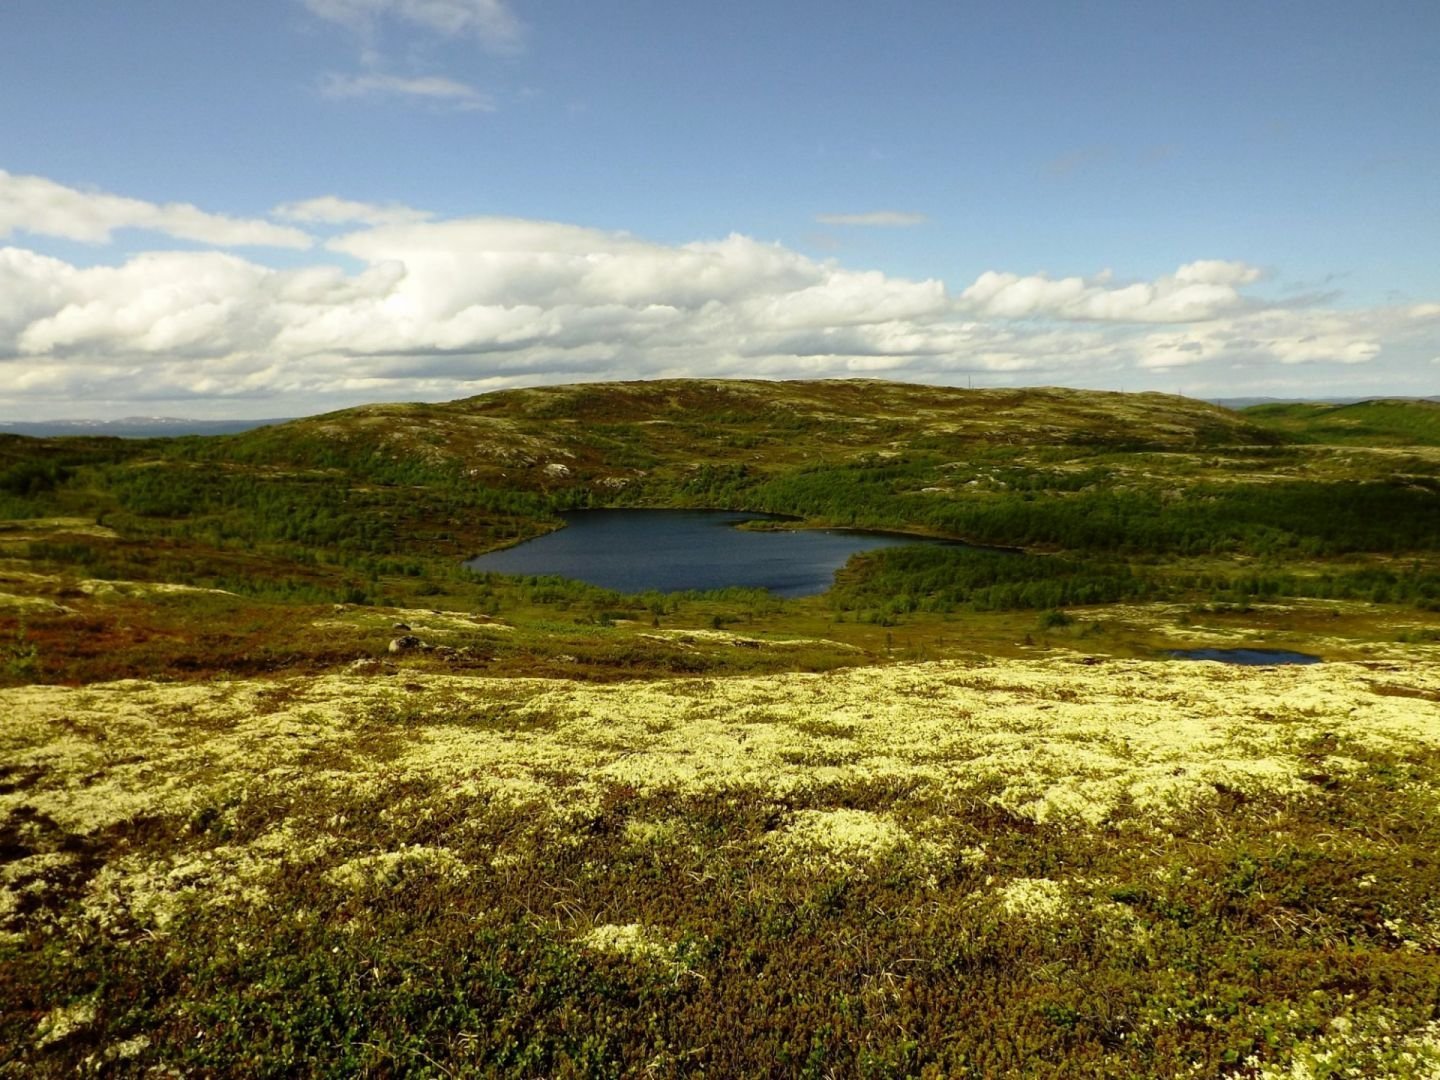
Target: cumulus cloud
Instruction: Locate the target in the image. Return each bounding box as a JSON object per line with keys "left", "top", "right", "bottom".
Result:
{"left": 959, "top": 260, "right": 1263, "bottom": 323}
{"left": 303, "top": 0, "right": 523, "bottom": 51}
{"left": 1, "top": 173, "right": 1433, "bottom": 416}
{"left": 319, "top": 73, "right": 494, "bottom": 110}
{"left": 0, "top": 171, "right": 312, "bottom": 250}
{"left": 815, "top": 211, "right": 928, "bottom": 227}
{"left": 1173, "top": 260, "right": 1263, "bottom": 286}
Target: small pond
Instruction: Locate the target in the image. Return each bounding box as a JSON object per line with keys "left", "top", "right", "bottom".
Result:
{"left": 464, "top": 509, "right": 955, "bottom": 597}
{"left": 1167, "top": 648, "right": 1322, "bottom": 666}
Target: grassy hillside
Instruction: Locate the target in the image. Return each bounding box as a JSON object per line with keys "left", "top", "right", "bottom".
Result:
{"left": 222, "top": 380, "right": 1273, "bottom": 484}
{"left": 1244, "top": 398, "right": 1440, "bottom": 446}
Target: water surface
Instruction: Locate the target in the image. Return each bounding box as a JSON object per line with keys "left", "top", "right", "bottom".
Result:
{"left": 1168, "top": 647, "right": 1321, "bottom": 666}
{"left": 465, "top": 509, "right": 951, "bottom": 597}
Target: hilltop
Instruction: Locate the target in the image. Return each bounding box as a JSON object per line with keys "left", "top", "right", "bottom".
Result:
{"left": 227, "top": 379, "right": 1273, "bottom": 486}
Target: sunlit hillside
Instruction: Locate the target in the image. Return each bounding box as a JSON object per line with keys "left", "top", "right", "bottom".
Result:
{"left": 3, "top": 380, "right": 1440, "bottom": 1076}
{"left": 1242, "top": 399, "right": 1440, "bottom": 447}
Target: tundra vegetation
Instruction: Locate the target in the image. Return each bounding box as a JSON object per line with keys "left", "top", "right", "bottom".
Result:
{"left": 2, "top": 380, "right": 1440, "bottom": 1076}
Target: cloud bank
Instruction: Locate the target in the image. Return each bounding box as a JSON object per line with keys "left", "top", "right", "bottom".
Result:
{"left": 959, "top": 260, "right": 1261, "bottom": 323}
{"left": 0, "top": 171, "right": 311, "bottom": 250}
{"left": 1, "top": 173, "right": 1435, "bottom": 416}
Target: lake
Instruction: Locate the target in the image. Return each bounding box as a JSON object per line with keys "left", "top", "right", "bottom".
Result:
{"left": 464, "top": 509, "right": 953, "bottom": 597}
{"left": 1168, "top": 648, "right": 1322, "bottom": 666}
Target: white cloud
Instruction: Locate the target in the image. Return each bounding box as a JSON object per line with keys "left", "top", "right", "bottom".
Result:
{"left": 303, "top": 0, "right": 523, "bottom": 50}
{"left": 1, "top": 173, "right": 1434, "bottom": 417}
{"left": 815, "top": 211, "right": 928, "bottom": 227}
{"left": 273, "top": 196, "right": 434, "bottom": 226}
{"left": 0, "top": 171, "right": 312, "bottom": 250}
{"left": 1173, "top": 259, "right": 1263, "bottom": 286}
{"left": 301, "top": 0, "right": 518, "bottom": 114}
{"left": 319, "top": 73, "right": 494, "bottom": 110}
{"left": 1135, "top": 316, "right": 1381, "bottom": 370}
{"left": 960, "top": 260, "right": 1262, "bottom": 323}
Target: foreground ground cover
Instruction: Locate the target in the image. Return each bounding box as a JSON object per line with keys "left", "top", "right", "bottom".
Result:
{"left": 4, "top": 656, "right": 1440, "bottom": 1076}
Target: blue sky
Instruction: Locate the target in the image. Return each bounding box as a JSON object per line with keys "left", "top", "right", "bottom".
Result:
{"left": 1, "top": 0, "right": 1436, "bottom": 417}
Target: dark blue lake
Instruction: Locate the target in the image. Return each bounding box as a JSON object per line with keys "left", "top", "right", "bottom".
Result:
{"left": 464, "top": 509, "right": 952, "bottom": 597}
{"left": 1168, "top": 648, "right": 1322, "bottom": 666}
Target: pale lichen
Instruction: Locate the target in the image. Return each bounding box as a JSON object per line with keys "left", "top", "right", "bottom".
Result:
{"left": 996, "top": 877, "right": 1069, "bottom": 921}
{"left": 1256, "top": 1012, "right": 1440, "bottom": 1080}
{"left": 768, "top": 808, "right": 915, "bottom": 869}
{"left": 580, "top": 922, "right": 673, "bottom": 964}
{"left": 3, "top": 657, "right": 1438, "bottom": 938}
{"left": 34, "top": 1000, "right": 95, "bottom": 1048}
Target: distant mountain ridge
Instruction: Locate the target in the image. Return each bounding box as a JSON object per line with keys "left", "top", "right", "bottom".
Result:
{"left": 0, "top": 417, "right": 290, "bottom": 438}
{"left": 1212, "top": 395, "right": 1440, "bottom": 410}
{"left": 5, "top": 390, "right": 1435, "bottom": 437}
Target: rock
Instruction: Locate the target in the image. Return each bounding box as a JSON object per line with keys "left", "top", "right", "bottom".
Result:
{"left": 348, "top": 658, "right": 385, "bottom": 674}
{"left": 392, "top": 622, "right": 411, "bottom": 631}
{"left": 389, "top": 635, "right": 425, "bottom": 654}
{"left": 543, "top": 462, "right": 571, "bottom": 478}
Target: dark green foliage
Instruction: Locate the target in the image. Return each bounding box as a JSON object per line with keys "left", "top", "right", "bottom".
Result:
{"left": 0, "top": 434, "right": 151, "bottom": 518}
{"left": 832, "top": 546, "right": 1153, "bottom": 615}
{"left": 0, "top": 459, "right": 71, "bottom": 498}
{"left": 748, "top": 459, "right": 1440, "bottom": 556}
{"left": 1173, "top": 564, "right": 1440, "bottom": 609}
{"left": 99, "top": 461, "right": 549, "bottom": 545}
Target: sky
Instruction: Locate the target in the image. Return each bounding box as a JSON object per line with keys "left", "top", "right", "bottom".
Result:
{"left": 1, "top": 0, "right": 1437, "bottom": 419}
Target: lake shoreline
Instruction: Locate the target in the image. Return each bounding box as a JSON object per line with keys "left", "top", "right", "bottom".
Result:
{"left": 463, "top": 507, "right": 966, "bottom": 597}
{"left": 465, "top": 504, "right": 1024, "bottom": 563}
